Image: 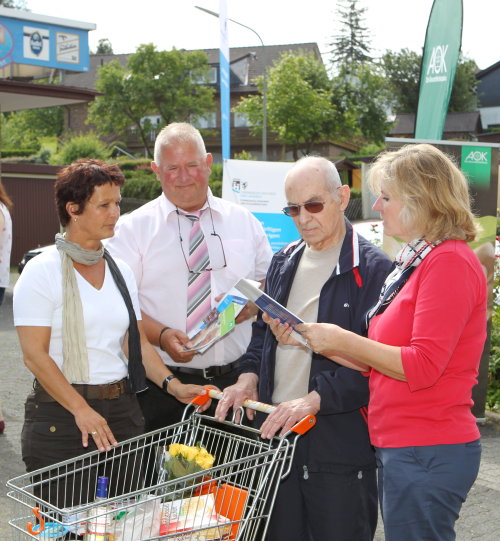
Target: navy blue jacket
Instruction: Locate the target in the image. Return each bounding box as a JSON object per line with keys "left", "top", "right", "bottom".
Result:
{"left": 240, "top": 219, "right": 392, "bottom": 472}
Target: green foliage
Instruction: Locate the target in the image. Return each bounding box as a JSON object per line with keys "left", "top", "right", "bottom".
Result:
{"left": 487, "top": 217, "right": 500, "bottom": 413}
{"left": 1, "top": 106, "right": 63, "bottom": 150}
{"left": 331, "top": 63, "right": 392, "bottom": 144}
{"left": 115, "top": 157, "right": 152, "bottom": 171}
{"left": 233, "top": 150, "right": 256, "bottom": 161}
{"left": 95, "top": 38, "right": 113, "bottom": 54}
{"left": 88, "top": 44, "right": 215, "bottom": 157}
{"left": 329, "top": 0, "right": 372, "bottom": 70}
{"left": 449, "top": 58, "right": 479, "bottom": 112}
{"left": 381, "top": 49, "right": 422, "bottom": 114}
{"left": 0, "top": 148, "right": 38, "bottom": 158}
{"left": 209, "top": 164, "right": 223, "bottom": 197}
{"left": 50, "top": 133, "right": 111, "bottom": 165}
{"left": 235, "top": 52, "right": 339, "bottom": 160}
{"left": 349, "top": 188, "right": 362, "bottom": 199}
{"left": 381, "top": 50, "right": 479, "bottom": 115}
{"left": 122, "top": 171, "right": 161, "bottom": 200}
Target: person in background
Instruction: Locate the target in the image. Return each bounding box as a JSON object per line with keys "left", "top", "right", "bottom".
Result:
{"left": 287, "top": 144, "right": 487, "bottom": 541}
{"left": 106, "top": 122, "right": 272, "bottom": 431}
{"left": 216, "top": 156, "right": 392, "bottom": 541}
{"left": 13, "top": 160, "right": 206, "bottom": 505}
{"left": 0, "top": 180, "right": 13, "bottom": 435}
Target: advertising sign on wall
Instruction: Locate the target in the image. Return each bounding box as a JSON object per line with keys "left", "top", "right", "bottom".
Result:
{"left": 222, "top": 159, "right": 296, "bottom": 252}
{"left": 0, "top": 8, "right": 94, "bottom": 72}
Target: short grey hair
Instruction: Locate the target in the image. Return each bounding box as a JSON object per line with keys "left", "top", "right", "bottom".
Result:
{"left": 292, "top": 156, "right": 342, "bottom": 199}
{"left": 153, "top": 122, "right": 207, "bottom": 165}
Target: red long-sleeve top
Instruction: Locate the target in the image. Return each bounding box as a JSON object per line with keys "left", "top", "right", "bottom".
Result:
{"left": 367, "top": 240, "right": 487, "bottom": 448}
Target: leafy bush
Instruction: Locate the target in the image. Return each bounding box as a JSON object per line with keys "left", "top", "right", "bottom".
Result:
{"left": 50, "top": 133, "right": 111, "bottom": 165}
{"left": 116, "top": 157, "right": 152, "bottom": 171}
{"left": 350, "top": 188, "right": 362, "bottom": 199}
{"left": 487, "top": 216, "right": 500, "bottom": 413}
{"left": 0, "top": 148, "right": 38, "bottom": 158}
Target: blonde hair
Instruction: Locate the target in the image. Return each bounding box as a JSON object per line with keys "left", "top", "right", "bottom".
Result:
{"left": 153, "top": 122, "right": 207, "bottom": 165}
{"left": 368, "top": 144, "right": 477, "bottom": 242}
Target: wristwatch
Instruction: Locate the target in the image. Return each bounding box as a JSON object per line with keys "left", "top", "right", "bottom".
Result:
{"left": 162, "top": 375, "right": 177, "bottom": 393}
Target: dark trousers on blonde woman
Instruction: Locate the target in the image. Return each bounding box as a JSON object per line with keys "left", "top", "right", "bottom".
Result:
{"left": 375, "top": 440, "right": 481, "bottom": 541}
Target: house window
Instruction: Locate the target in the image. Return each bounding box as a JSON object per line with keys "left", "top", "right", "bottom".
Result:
{"left": 192, "top": 112, "right": 217, "bottom": 129}
{"left": 192, "top": 66, "right": 218, "bottom": 85}
{"left": 234, "top": 112, "right": 251, "bottom": 128}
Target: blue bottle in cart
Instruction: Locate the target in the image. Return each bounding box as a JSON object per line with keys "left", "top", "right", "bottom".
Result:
{"left": 84, "top": 476, "right": 113, "bottom": 540}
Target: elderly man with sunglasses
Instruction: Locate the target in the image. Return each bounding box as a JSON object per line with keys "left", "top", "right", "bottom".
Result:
{"left": 106, "top": 122, "right": 272, "bottom": 433}
{"left": 215, "top": 156, "right": 392, "bottom": 541}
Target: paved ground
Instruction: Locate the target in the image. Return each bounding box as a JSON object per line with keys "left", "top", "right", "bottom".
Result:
{"left": 1, "top": 273, "right": 499, "bottom": 539}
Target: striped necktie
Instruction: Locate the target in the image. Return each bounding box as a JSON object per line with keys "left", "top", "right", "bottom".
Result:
{"left": 185, "top": 211, "right": 212, "bottom": 335}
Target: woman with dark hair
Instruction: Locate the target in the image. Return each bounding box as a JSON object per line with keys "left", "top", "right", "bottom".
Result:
{"left": 268, "top": 144, "right": 487, "bottom": 541}
{"left": 0, "top": 179, "right": 13, "bottom": 434}
{"left": 13, "top": 159, "right": 206, "bottom": 505}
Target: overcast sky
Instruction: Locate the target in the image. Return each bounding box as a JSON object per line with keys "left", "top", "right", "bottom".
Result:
{"left": 27, "top": 0, "right": 498, "bottom": 70}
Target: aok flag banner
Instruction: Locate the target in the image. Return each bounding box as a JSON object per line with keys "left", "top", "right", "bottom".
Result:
{"left": 415, "top": 0, "right": 463, "bottom": 139}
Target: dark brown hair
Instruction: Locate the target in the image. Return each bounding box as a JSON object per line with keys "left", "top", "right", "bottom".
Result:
{"left": 54, "top": 159, "right": 125, "bottom": 226}
{"left": 0, "top": 180, "right": 13, "bottom": 212}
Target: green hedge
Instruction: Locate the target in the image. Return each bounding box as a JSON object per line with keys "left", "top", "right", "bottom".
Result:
{"left": 1, "top": 148, "right": 38, "bottom": 158}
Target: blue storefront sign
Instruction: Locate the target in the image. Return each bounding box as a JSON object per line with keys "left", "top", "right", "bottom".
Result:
{"left": 0, "top": 9, "right": 94, "bottom": 72}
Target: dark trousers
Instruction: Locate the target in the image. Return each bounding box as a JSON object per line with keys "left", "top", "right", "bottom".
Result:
{"left": 375, "top": 440, "right": 481, "bottom": 541}
{"left": 22, "top": 392, "right": 144, "bottom": 508}
{"left": 266, "top": 460, "right": 378, "bottom": 541}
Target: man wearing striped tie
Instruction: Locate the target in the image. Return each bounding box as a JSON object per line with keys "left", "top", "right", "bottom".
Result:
{"left": 107, "top": 122, "right": 272, "bottom": 431}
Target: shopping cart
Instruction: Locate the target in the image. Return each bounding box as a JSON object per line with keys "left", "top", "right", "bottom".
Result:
{"left": 7, "top": 388, "right": 316, "bottom": 540}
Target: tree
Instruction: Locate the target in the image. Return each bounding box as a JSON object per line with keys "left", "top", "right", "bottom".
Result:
{"left": 381, "top": 49, "right": 422, "bottom": 114}
{"left": 331, "top": 63, "right": 392, "bottom": 144}
{"left": 234, "top": 53, "right": 342, "bottom": 160}
{"left": 329, "top": 0, "right": 372, "bottom": 71}
{"left": 1, "top": 106, "right": 64, "bottom": 149}
{"left": 95, "top": 38, "right": 113, "bottom": 54}
{"left": 88, "top": 44, "right": 215, "bottom": 157}
{"left": 382, "top": 50, "right": 479, "bottom": 114}
{"left": 449, "top": 58, "right": 479, "bottom": 112}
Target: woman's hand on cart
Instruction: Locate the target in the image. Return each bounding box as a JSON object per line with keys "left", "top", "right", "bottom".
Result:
{"left": 259, "top": 392, "right": 321, "bottom": 439}
{"left": 74, "top": 404, "right": 118, "bottom": 452}
{"left": 214, "top": 373, "right": 259, "bottom": 422}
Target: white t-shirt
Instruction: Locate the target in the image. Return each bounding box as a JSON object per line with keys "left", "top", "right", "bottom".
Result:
{"left": 13, "top": 246, "right": 142, "bottom": 384}
{"left": 106, "top": 191, "right": 272, "bottom": 369}
{"left": 0, "top": 201, "right": 12, "bottom": 288}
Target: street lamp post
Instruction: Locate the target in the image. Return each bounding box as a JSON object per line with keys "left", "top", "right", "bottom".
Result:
{"left": 195, "top": 6, "right": 267, "bottom": 161}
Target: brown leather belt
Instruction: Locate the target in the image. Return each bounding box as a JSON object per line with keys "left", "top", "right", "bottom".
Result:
{"left": 169, "top": 360, "right": 240, "bottom": 380}
{"left": 33, "top": 378, "right": 129, "bottom": 403}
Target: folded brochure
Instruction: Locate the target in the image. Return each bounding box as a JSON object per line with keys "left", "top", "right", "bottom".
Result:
{"left": 235, "top": 278, "right": 309, "bottom": 347}
{"left": 183, "top": 287, "right": 248, "bottom": 353}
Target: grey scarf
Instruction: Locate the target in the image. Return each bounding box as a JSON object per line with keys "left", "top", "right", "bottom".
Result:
{"left": 55, "top": 233, "right": 146, "bottom": 392}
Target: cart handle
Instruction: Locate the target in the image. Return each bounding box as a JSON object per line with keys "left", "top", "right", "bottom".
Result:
{"left": 27, "top": 506, "right": 45, "bottom": 536}
{"left": 192, "top": 387, "right": 316, "bottom": 435}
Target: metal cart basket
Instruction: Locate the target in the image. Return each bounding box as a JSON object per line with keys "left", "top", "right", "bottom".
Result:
{"left": 7, "top": 389, "right": 315, "bottom": 540}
